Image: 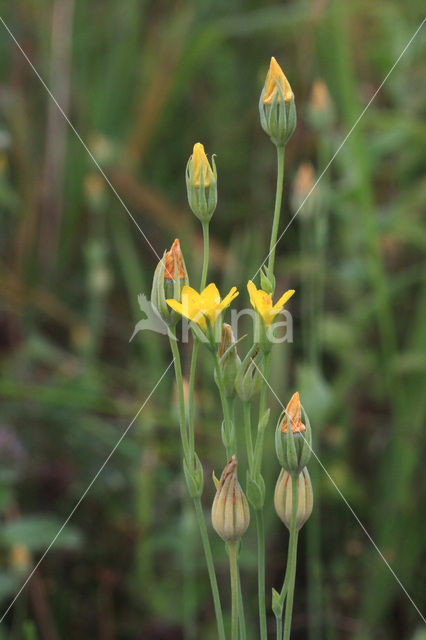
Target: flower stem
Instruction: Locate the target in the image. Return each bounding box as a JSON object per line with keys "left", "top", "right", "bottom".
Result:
{"left": 228, "top": 542, "right": 239, "bottom": 640}
{"left": 201, "top": 221, "right": 210, "bottom": 290}
{"left": 243, "top": 401, "right": 254, "bottom": 470}
{"left": 168, "top": 329, "right": 190, "bottom": 463}
{"left": 188, "top": 337, "right": 199, "bottom": 463}
{"left": 283, "top": 476, "right": 300, "bottom": 640}
{"left": 255, "top": 509, "right": 267, "bottom": 640}
{"left": 267, "top": 144, "right": 285, "bottom": 284}
{"left": 194, "top": 497, "right": 226, "bottom": 640}
{"left": 253, "top": 352, "right": 271, "bottom": 477}
{"left": 169, "top": 330, "right": 225, "bottom": 640}
{"left": 238, "top": 568, "right": 247, "bottom": 640}
{"left": 212, "top": 351, "right": 235, "bottom": 456}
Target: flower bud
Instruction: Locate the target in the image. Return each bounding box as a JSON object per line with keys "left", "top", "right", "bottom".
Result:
{"left": 307, "top": 79, "right": 335, "bottom": 130}
{"left": 211, "top": 455, "right": 250, "bottom": 543}
{"left": 186, "top": 142, "right": 217, "bottom": 222}
{"left": 151, "top": 238, "right": 189, "bottom": 326}
{"left": 235, "top": 346, "right": 264, "bottom": 402}
{"left": 274, "top": 467, "right": 313, "bottom": 530}
{"left": 275, "top": 392, "right": 312, "bottom": 476}
{"left": 259, "top": 57, "right": 296, "bottom": 147}
{"left": 214, "top": 324, "right": 241, "bottom": 398}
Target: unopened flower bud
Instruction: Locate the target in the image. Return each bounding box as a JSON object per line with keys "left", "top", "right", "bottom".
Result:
{"left": 275, "top": 392, "right": 312, "bottom": 476}
{"left": 186, "top": 142, "right": 217, "bottom": 222}
{"left": 259, "top": 57, "right": 296, "bottom": 147}
{"left": 307, "top": 79, "right": 335, "bottom": 130}
{"left": 235, "top": 346, "right": 264, "bottom": 402}
{"left": 291, "top": 163, "right": 318, "bottom": 220}
{"left": 151, "top": 238, "right": 189, "bottom": 326}
{"left": 214, "top": 324, "right": 241, "bottom": 398}
{"left": 274, "top": 467, "right": 313, "bottom": 530}
{"left": 211, "top": 455, "right": 250, "bottom": 543}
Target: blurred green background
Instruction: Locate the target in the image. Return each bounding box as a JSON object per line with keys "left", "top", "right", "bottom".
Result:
{"left": 0, "top": 1, "right": 425, "bottom": 638}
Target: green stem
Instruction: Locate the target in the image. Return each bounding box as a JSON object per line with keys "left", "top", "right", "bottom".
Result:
{"left": 237, "top": 568, "right": 247, "bottom": 640}
{"left": 168, "top": 329, "right": 190, "bottom": 463}
{"left": 255, "top": 509, "right": 267, "bottom": 640}
{"left": 283, "top": 476, "right": 300, "bottom": 640}
{"left": 276, "top": 616, "right": 283, "bottom": 640}
{"left": 194, "top": 497, "right": 226, "bottom": 640}
{"left": 253, "top": 352, "right": 272, "bottom": 476}
{"left": 188, "top": 338, "right": 199, "bottom": 463}
{"left": 243, "top": 401, "right": 254, "bottom": 470}
{"left": 212, "top": 351, "right": 235, "bottom": 456}
{"left": 228, "top": 542, "right": 239, "bottom": 640}
{"left": 267, "top": 145, "right": 285, "bottom": 283}
{"left": 200, "top": 221, "right": 210, "bottom": 290}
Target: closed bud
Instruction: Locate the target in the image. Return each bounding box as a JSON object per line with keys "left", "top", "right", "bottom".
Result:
{"left": 211, "top": 456, "right": 250, "bottom": 543}
{"left": 235, "top": 346, "right": 264, "bottom": 402}
{"left": 274, "top": 467, "right": 313, "bottom": 530}
{"left": 214, "top": 324, "right": 241, "bottom": 398}
{"left": 275, "top": 392, "right": 312, "bottom": 476}
{"left": 186, "top": 142, "right": 217, "bottom": 222}
{"left": 151, "top": 238, "right": 189, "bottom": 326}
{"left": 307, "top": 79, "right": 335, "bottom": 130}
{"left": 259, "top": 57, "right": 296, "bottom": 147}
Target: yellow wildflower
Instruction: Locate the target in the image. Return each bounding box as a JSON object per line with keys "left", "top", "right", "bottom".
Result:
{"left": 167, "top": 283, "right": 238, "bottom": 330}
{"left": 247, "top": 280, "right": 294, "bottom": 326}
{"left": 262, "top": 57, "right": 293, "bottom": 105}
{"left": 191, "top": 142, "right": 215, "bottom": 188}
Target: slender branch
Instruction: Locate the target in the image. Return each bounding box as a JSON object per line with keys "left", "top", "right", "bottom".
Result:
{"left": 188, "top": 337, "right": 199, "bottom": 463}
{"left": 200, "top": 221, "right": 210, "bottom": 290}
{"left": 168, "top": 329, "right": 190, "bottom": 463}
{"left": 267, "top": 145, "right": 285, "bottom": 282}
{"left": 194, "top": 497, "right": 226, "bottom": 640}
{"left": 228, "top": 542, "right": 239, "bottom": 640}
{"left": 283, "top": 476, "right": 300, "bottom": 640}
{"left": 243, "top": 401, "right": 254, "bottom": 470}
{"left": 255, "top": 509, "right": 267, "bottom": 640}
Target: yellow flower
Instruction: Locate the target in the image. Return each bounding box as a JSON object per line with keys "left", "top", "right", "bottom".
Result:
{"left": 262, "top": 57, "right": 293, "bottom": 105}
{"left": 191, "top": 142, "right": 215, "bottom": 188}
{"left": 247, "top": 280, "right": 294, "bottom": 326}
{"left": 167, "top": 283, "right": 239, "bottom": 330}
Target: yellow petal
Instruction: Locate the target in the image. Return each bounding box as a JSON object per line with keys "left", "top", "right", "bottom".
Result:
{"left": 192, "top": 143, "right": 214, "bottom": 188}
{"left": 272, "top": 289, "right": 295, "bottom": 311}
{"left": 247, "top": 280, "right": 258, "bottom": 309}
{"left": 201, "top": 283, "right": 220, "bottom": 307}
{"left": 166, "top": 299, "right": 184, "bottom": 315}
{"left": 219, "top": 287, "right": 239, "bottom": 312}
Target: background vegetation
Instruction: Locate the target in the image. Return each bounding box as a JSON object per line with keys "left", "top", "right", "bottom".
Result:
{"left": 0, "top": 1, "right": 425, "bottom": 638}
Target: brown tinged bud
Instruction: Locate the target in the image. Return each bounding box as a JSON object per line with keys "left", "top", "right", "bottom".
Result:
{"left": 275, "top": 392, "right": 312, "bottom": 476}
{"left": 211, "top": 455, "right": 250, "bottom": 543}
{"left": 274, "top": 467, "right": 313, "bottom": 530}
{"left": 151, "top": 238, "right": 189, "bottom": 326}
{"left": 164, "top": 239, "right": 186, "bottom": 280}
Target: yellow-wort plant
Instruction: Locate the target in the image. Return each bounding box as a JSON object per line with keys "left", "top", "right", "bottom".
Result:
{"left": 145, "top": 57, "right": 314, "bottom": 640}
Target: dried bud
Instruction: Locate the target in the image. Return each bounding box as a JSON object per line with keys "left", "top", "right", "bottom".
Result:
{"left": 235, "top": 346, "right": 264, "bottom": 402}
{"left": 151, "top": 238, "right": 189, "bottom": 326}
{"left": 214, "top": 324, "right": 241, "bottom": 398}
{"left": 211, "top": 456, "right": 250, "bottom": 543}
{"left": 275, "top": 392, "right": 312, "bottom": 476}
{"left": 186, "top": 142, "right": 217, "bottom": 222}
{"left": 259, "top": 57, "right": 296, "bottom": 147}
{"left": 274, "top": 467, "right": 313, "bottom": 530}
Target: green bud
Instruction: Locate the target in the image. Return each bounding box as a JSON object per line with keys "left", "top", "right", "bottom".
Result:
{"left": 186, "top": 142, "right": 217, "bottom": 222}
{"left": 214, "top": 324, "right": 241, "bottom": 398}
{"left": 183, "top": 453, "right": 204, "bottom": 498}
{"left": 259, "top": 57, "right": 297, "bottom": 147}
{"left": 275, "top": 392, "right": 312, "bottom": 476}
{"left": 235, "top": 346, "right": 264, "bottom": 402}
{"left": 274, "top": 467, "right": 313, "bottom": 530}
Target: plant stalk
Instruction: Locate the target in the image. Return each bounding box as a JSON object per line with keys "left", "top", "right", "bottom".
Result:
{"left": 267, "top": 144, "right": 285, "bottom": 283}
{"left": 228, "top": 542, "right": 239, "bottom": 640}
{"left": 283, "top": 476, "right": 300, "bottom": 640}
